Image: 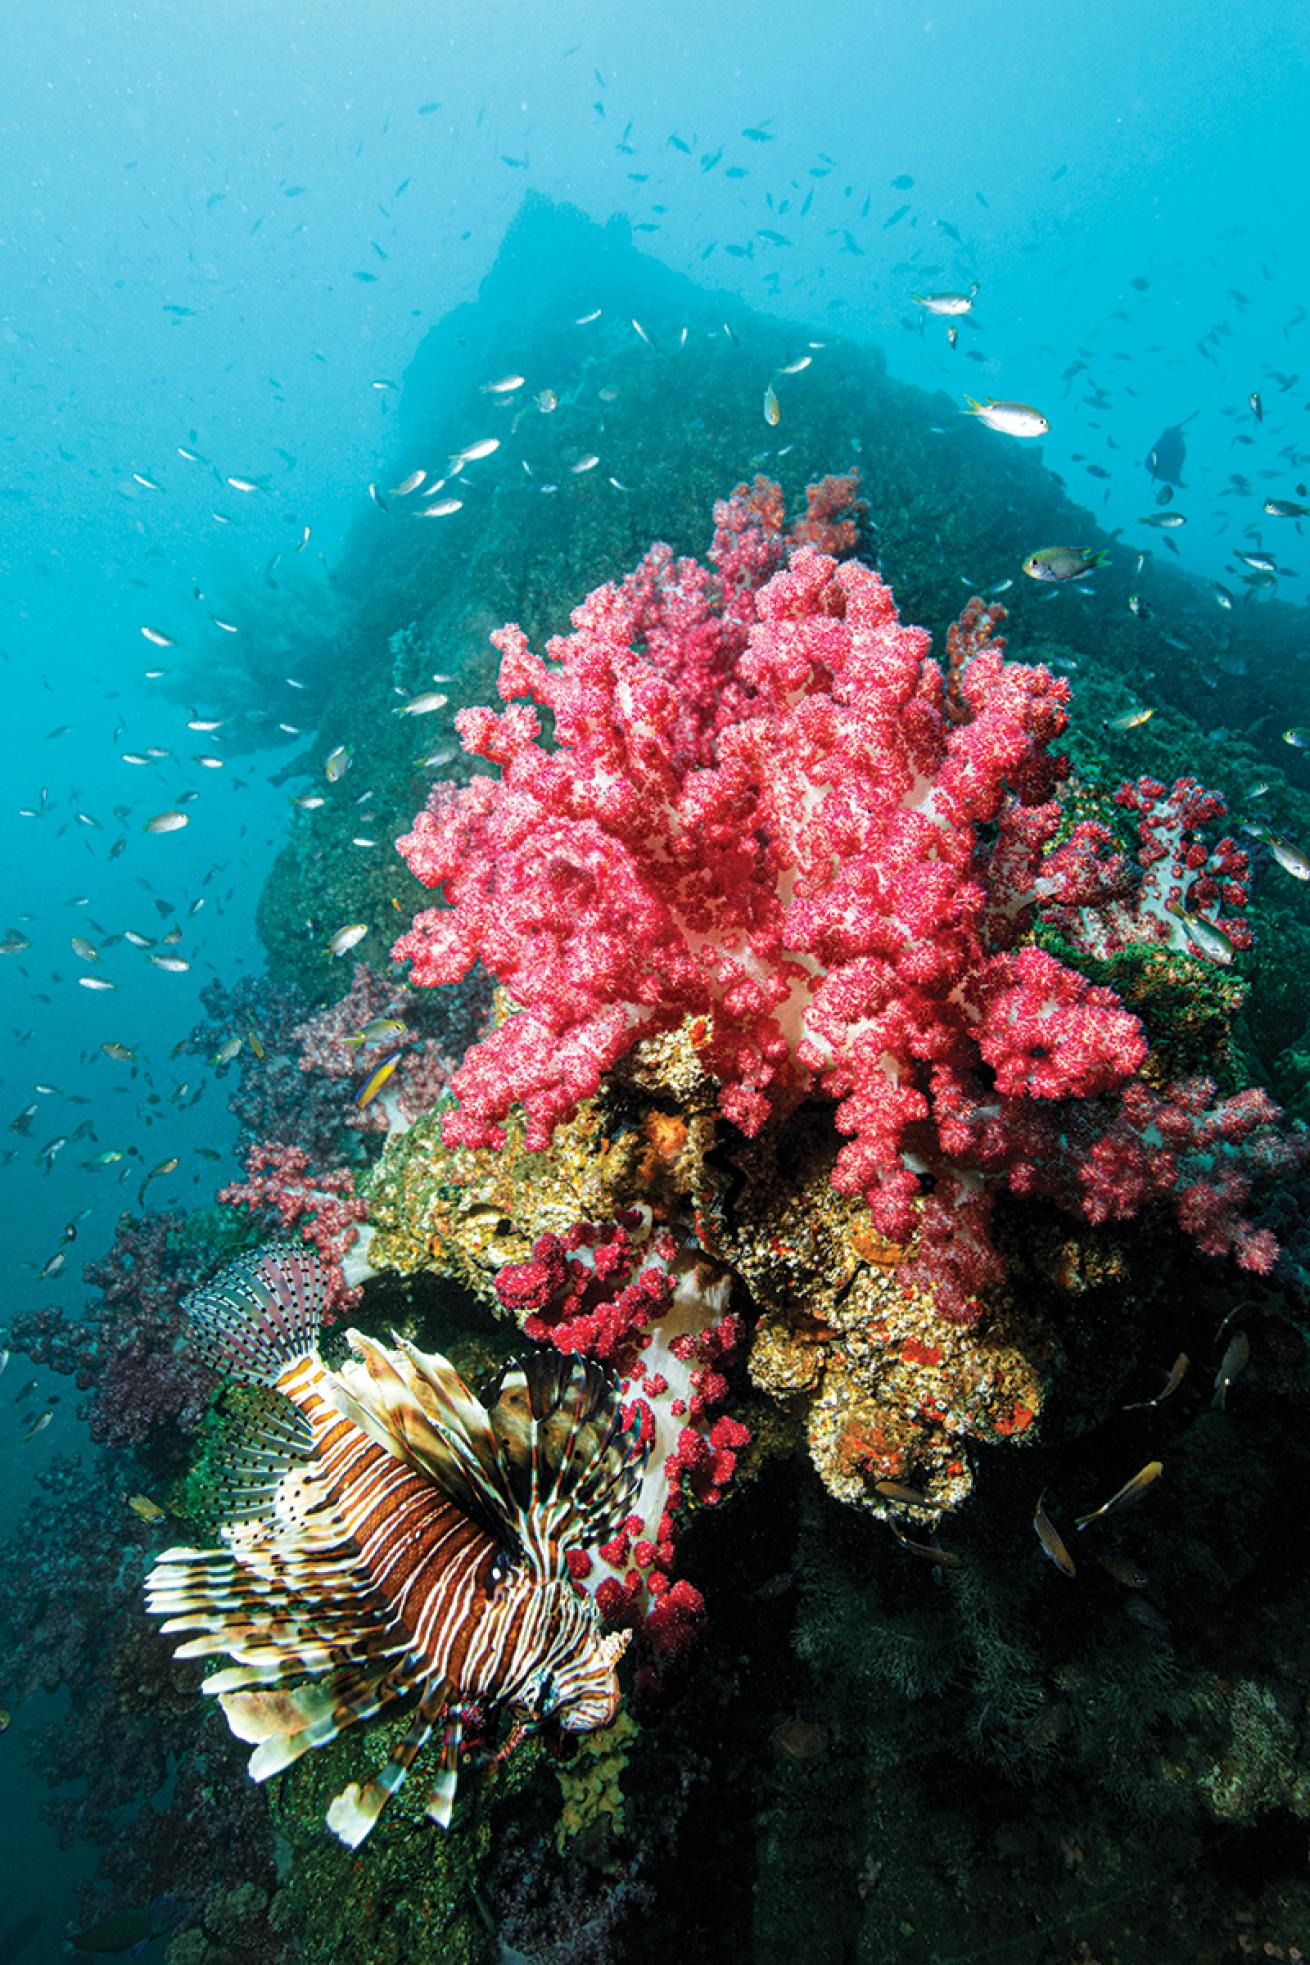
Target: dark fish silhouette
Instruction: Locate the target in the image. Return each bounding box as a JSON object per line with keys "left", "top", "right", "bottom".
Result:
{"left": 1145, "top": 413, "right": 1196, "bottom": 486}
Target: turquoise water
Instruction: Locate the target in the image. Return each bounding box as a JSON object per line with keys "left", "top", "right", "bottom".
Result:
{"left": 2, "top": 5, "right": 1309, "bottom": 1959}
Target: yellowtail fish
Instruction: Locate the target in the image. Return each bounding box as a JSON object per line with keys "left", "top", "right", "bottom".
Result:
{"left": 210, "top": 1036, "right": 243, "bottom": 1065}
{"left": 141, "top": 626, "right": 175, "bottom": 647}
{"left": 1284, "top": 728, "right": 1310, "bottom": 750}
{"left": 481, "top": 373, "right": 525, "bottom": 393}
{"left": 79, "top": 977, "right": 117, "bottom": 991}
{"left": 194, "top": 754, "right": 224, "bottom": 768}
{"left": 188, "top": 717, "right": 223, "bottom": 732}
{"left": 1124, "top": 1351, "right": 1189, "bottom": 1410}
{"left": 88, "top": 1149, "right": 124, "bottom": 1166}
{"left": 570, "top": 455, "right": 600, "bottom": 474}
{"left": 298, "top": 525, "right": 311, "bottom": 550}
{"left": 963, "top": 396, "right": 1050, "bottom": 437}
{"left": 1212, "top": 1331, "right": 1250, "bottom": 1409}
{"left": 23, "top": 1411, "right": 52, "bottom": 1442}
{"left": 391, "top": 469, "right": 427, "bottom": 496}
{"left": 0, "top": 931, "right": 31, "bottom": 955}
{"left": 763, "top": 383, "right": 781, "bottom": 427}
{"left": 325, "top": 746, "right": 352, "bottom": 783}
{"left": 535, "top": 388, "right": 558, "bottom": 413}
{"left": 292, "top": 794, "right": 325, "bottom": 810}
{"left": 344, "top": 1017, "right": 409, "bottom": 1047}
{"left": 418, "top": 498, "right": 462, "bottom": 517}
{"left": 575, "top": 307, "right": 602, "bottom": 324}
{"left": 398, "top": 692, "right": 448, "bottom": 716}
{"left": 1265, "top": 498, "right": 1310, "bottom": 518}
{"left": 1107, "top": 707, "right": 1155, "bottom": 731}
{"left": 101, "top": 1043, "right": 136, "bottom": 1063}
{"left": 1033, "top": 1493, "right": 1076, "bottom": 1577}
{"left": 778, "top": 354, "right": 813, "bottom": 374}
{"left": 145, "top": 1244, "right": 644, "bottom": 1846}
{"left": 1137, "top": 512, "right": 1187, "bottom": 528}
{"left": 131, "top": 472, "right": 163, "bottom": 490}
{"left": 145, "top": 811, "right": 188, "bottom": 833}
{"left": 355, "top": 1046, "right": 403, "bottom": 1108}
{"left": 1127, "top": 593, "right": 1153, "bottom": 619}
{"left": 149, "top": 955, "right": 191, "bottom": 973}
{"left": 1023, "top": 546, "right": 1109, "bottom": 583}
{"left": 328, "top": 923, "right": 370, "bottom": 958}
{"left": 1075, "top": 1460, "right": 1163, "bottom": 1532}
{"left": 211, "top": 617, "right": 238, "bottom": 634}
{"left": 631, "top": 318, "right": 654, "bottom": 346}
{"left": 128, "top": 1493, "right": 167, "bottom": 1523}
{"left": 72, "top": 936, "right": 99, "bottom": 962}
{"left": 226, "top": 475, "right": 260, "bottom": 493}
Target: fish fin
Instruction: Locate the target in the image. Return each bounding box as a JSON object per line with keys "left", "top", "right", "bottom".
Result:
{"left": 333, "top": 1331, "right": 521, "bottom": 1546}
{"left": 240, "top": 1669, "right": 409, "bottom": 1780}
{"left": 962, "top": 394, "right": 983, "bottom": 414}
{"left": 425, "top": 1708, "right": 466, "bottom": 1829}
{"left": 186, "top": 1242, "right": 325, "bottom": 1386}
{"left": 187, "top": 1383, "right": 314, "bottom": 1529}
{"left": 326, "top": 1686, "right": 448, "bottom": 1847}
{"left": 485, "top": 1351, "right": 649, "bottom": 1557}
{"left": 1087, "top": 548, "right": 1111, "bottom": 567}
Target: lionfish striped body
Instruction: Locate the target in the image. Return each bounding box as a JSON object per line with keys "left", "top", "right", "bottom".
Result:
{"left": 145, "top": 1244, "right": 646, "bottom": 1847}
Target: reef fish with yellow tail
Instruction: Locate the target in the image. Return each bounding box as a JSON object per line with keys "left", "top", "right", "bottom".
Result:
{"left": 144, "top": 1244, "right": 646, "bottom": 1848}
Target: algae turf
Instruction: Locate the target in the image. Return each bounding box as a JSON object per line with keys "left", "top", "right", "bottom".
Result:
{"left": 266, "top": 1714, "right": 550, "bottom": 1965}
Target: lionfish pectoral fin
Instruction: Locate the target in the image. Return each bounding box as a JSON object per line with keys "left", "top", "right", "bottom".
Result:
{"left": 235, "top": 1668, "right": 407, "bottom": 1781}
{"left": 186, "top": 1241, "right": 326, "bottom": 1387}
{"left": 187, "top": 1382, "right": 314, "bottom": 1530}
{"left": 425, "top": 1708, "right": 466, "bottom": 1830}
{"left": 488, "top": 1352, "right": 650, "bottom": 1550}
{"left": 326, "top": 1686, "right": 449, "bottom": 1849}
{"left": 334, "top": 1331, "right": 522, "bottom": 1545}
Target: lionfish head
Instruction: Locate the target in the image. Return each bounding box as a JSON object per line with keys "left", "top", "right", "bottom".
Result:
{"left": 554, "top": 1626, "right": 633, "bottom": 1735}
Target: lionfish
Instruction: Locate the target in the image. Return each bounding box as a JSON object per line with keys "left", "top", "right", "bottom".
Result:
{"left": 144, "top": 1243, "right": 646, "bottom": 1847}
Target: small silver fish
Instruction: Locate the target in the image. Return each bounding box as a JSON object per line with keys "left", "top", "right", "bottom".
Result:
{"left": 144, "top": 811, "right": 188, "bottom": 833}
{"left": 481, "top": 374, "right": 525, "bottom": 394}
{"left": 417, "top": 498, "right": 462, "bottom": 518}
{"left": 141, "top": 626, "right": 175, "bottom": 648}
{"left": 396, "top": 692, "right": 448, "bottom": 716}
{"left": 763, "top": 383, "right": 781, "bottom": 427}
{"left": 325, "top": 746, "right": 352, "bottom": 783}
{"left": 963, "top": 396, "right": 1050, "bottom": 438}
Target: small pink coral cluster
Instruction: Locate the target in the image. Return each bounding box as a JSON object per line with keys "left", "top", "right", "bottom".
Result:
{"left": 495, "top": 1215, "right": 745, "bottom": 1663}
{"left": 218, "top": 1143, "right": 368, "bottom": 1315}
{"left": 1037, "top": 775, "right": 1252, "bottom": 961}
{"left": 394, "top": 489, "right": 1292, "bottom": 1322}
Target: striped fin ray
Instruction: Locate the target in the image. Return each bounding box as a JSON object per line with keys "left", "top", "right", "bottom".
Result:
{"left": 425, "top": 1708, "right": 466, "bottom": 1829}
{"left": 329, "top": 1331, "right": 520, "bottom": 1545}
{"left": 187, "top": 1242, "right": 325, "bottom": 1386}
{"left": 484, "top": 1352, "right": 649, "bottom": 1557}
{"left": 188, "top": 1385, "right": 314, "bottom": 1529}
{"left": 220, "top": 1666, "right": 413, "bottom": 1780}
{"left": 326, "top": 1685, "right": 449, "bottom": 1848}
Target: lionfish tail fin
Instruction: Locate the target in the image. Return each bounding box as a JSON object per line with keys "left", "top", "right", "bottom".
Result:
{"left": 187, "top": 1242, "right": 326, "bottom": 1386}
{"left": 485, "top": 1352, "right": 649, "bottom": 1554}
